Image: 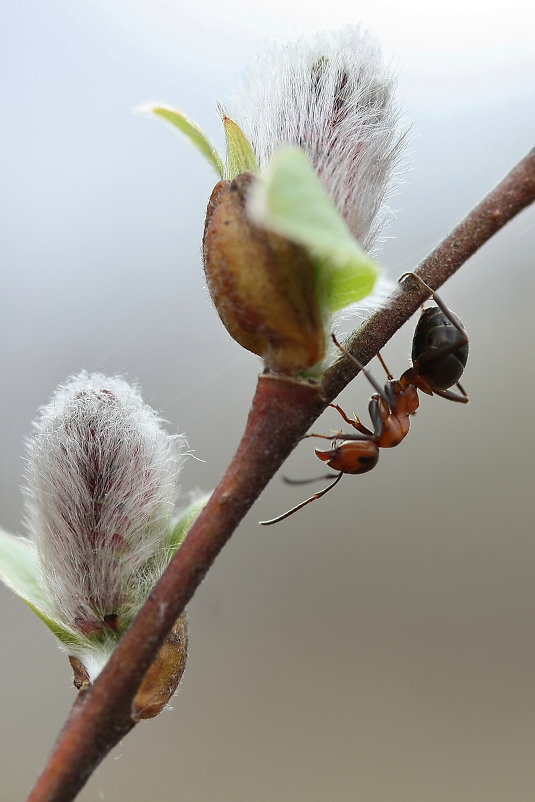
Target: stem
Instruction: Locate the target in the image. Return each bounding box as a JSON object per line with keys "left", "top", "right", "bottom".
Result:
{"left": 28, "top": 147, "right": 535, "bottom": 802}
{"left": 27, "top": 376, "right": 326, "bottom": 802}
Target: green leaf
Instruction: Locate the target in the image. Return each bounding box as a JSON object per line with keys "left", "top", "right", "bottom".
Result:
{"left": 146, "top": 104, "right": 225, "bottom": 178}
{"left": 0, "top": 530, "right": 84, "bottom": 647}
{"left": 249, "top": 147, "right": 379, "bottom": 312}
{"left": 169, "top": 493, "right": 211, "bottom": 551}
{"left": 223, "top": 116, "right": 258, "bottom": 179}
{"left": 30, "top": 605, "right": 85, "bottom": 647}
{"left": 0, "top": 530, "right": 46, "bottom": 609}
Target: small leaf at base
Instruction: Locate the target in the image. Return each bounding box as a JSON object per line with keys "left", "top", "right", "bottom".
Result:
{"left": 222, "top": 116, "right": 259, "bottom": 179}
{"left": 146, "top": 104, "right": 224, "bottom": 178}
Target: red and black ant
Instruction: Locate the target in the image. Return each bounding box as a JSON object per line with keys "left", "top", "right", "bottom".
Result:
{"left": 260, "top": 273, "right": 469, "bottom": 526}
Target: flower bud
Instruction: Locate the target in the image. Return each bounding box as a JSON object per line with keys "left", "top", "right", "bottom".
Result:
{"left": 0, "top": 372, "right": 208, "bottom": 717}
{"left": 24, "top": 372, "right": 185, "bottom": 653}
{"left": 145, "top": 26, "right": 405, "bottom": 375}
{"left": 68, "top": 613, "right": 188, "bottom": 720}
{"left": 131, "top": 612, "right": 188, "bottom": 720}
{"left": 203, "top": 173, "right": 325, "bottom": 373}
{"left": 232, "top": 26, "right": 404, "bottom": 252}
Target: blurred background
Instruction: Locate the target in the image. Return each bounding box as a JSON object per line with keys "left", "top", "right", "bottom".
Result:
{"left": 1, "top": 1, "right": 535, "bottom": 800}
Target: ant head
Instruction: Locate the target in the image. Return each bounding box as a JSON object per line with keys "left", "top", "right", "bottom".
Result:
{"left": 400, "top": 366, "right": 433, "bottom": 397}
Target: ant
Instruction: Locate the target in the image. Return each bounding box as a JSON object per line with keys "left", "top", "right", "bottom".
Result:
{"left": 260, "top": 272, "right": 469, "bottom": 526}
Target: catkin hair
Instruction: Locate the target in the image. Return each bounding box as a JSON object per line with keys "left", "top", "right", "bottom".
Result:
{"left": 230, "top": 26, "right": 406, "bottom": 251}
{"left": 24, "top": 372, "right": 187, "bottom": 640}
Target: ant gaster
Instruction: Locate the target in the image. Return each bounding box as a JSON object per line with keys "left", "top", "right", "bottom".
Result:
{"left": 260, "top": 273, "right": 469, "bottom": 526}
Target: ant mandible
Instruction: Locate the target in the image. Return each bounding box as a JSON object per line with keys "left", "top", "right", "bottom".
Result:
{"left": 259, "top": 273, "right": 469, "bottom": 526}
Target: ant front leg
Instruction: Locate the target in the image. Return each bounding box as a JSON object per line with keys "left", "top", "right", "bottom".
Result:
{"left": 367, "top": 395, "right": 387, "bottom": 442}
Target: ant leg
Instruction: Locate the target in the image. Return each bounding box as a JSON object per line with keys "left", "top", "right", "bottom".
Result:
{"left": 374, "top": 353, "right": 399, "bottom": 411}
{"left": 303, "top": 430, "right": 374, "bottom": 443}
{"left": 302, "top": 429, "right": 348, "bottom": 442}
{"left": 368, "top": 396, "right": 386, "bottom": 441}
{"left": 399, "top": 272, "right": 468, "bottom": 345}
{"left": 283, "top": 474, "right": 338, "bottom": 485}
{"left": 433, "top": 384, "right": 469, "bottom": 403}
{"left": 456, "top": 381, "right": 469, "bottom": 398}
{"left": 376, "top": 352, "right": 394, "bottom": 381}
{"left": 329, "top": 403, "right": 373, "bottom": 436}
{"left": 259, "top": 472, "right": 344, "bottom": 526}
{"left": 331, "top": 334, "right": 390, "bottom": 404}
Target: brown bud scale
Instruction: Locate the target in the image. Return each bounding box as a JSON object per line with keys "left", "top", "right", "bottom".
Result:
{"left": 203, "top": 174, "right": 325, "bottom": 374}
{"left": 68, "top": 612, "right": 188, "bottom": 720}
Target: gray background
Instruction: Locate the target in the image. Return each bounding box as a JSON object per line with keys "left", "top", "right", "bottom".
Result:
{"left": 1, "top": 1, "right": 535, "bottom": 800}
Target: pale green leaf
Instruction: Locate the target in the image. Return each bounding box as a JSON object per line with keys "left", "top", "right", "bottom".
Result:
{"left": 147, "top": 104, "right": 225, "bottom": 178}
{"left": 0, "top": 530, "right": 46, "bottom": 609}
{"left": 169, "top": 493, "right": 211, "bottom": 551}
{"left": 30, "top": 605, "right": 85, "bottom": 647}
{"left": 223, "top": 116, "right": 259, "bottom": 179}
{"left": 249, "top": 146, "right": 379, "bottom": 312}
{"left": 0, "top": 530, "right": 84, "bottom": 647}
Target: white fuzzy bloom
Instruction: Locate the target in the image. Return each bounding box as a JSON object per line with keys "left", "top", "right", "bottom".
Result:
{"left": 24, "top": 372, "right": 187, "bottom": 667}
{"left": 230, "top": 26, "right": 405, "bottom": 251}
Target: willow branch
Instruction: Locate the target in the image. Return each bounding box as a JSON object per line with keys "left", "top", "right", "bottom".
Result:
{"left": 28, "top": 147, "right": 535, "bottom": 802}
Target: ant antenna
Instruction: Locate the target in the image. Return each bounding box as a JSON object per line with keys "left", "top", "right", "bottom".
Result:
{"left": 399, "top": 271, "right": 435, "bottom": 294}
{"left": 259, "top": 472, "right": 343, "bottom": 526}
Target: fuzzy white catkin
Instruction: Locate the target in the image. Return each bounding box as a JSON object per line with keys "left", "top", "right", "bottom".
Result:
{"left": 230, "top": 26, "right": 406, "bottom": 252}
{"left": 24, "top": 372, "right": 187, "bottom": 654}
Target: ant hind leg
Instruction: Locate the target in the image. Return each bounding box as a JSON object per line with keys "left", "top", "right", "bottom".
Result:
{"left": 433, "top": 384, "right": 469, "bottom": 403}
{"left": 259, "top": 472, "right": 344, "bottom": 526}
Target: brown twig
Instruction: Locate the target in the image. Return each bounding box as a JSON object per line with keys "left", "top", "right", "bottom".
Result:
{"left": 27, "top": 147, "right": 535, "bottom": 802}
